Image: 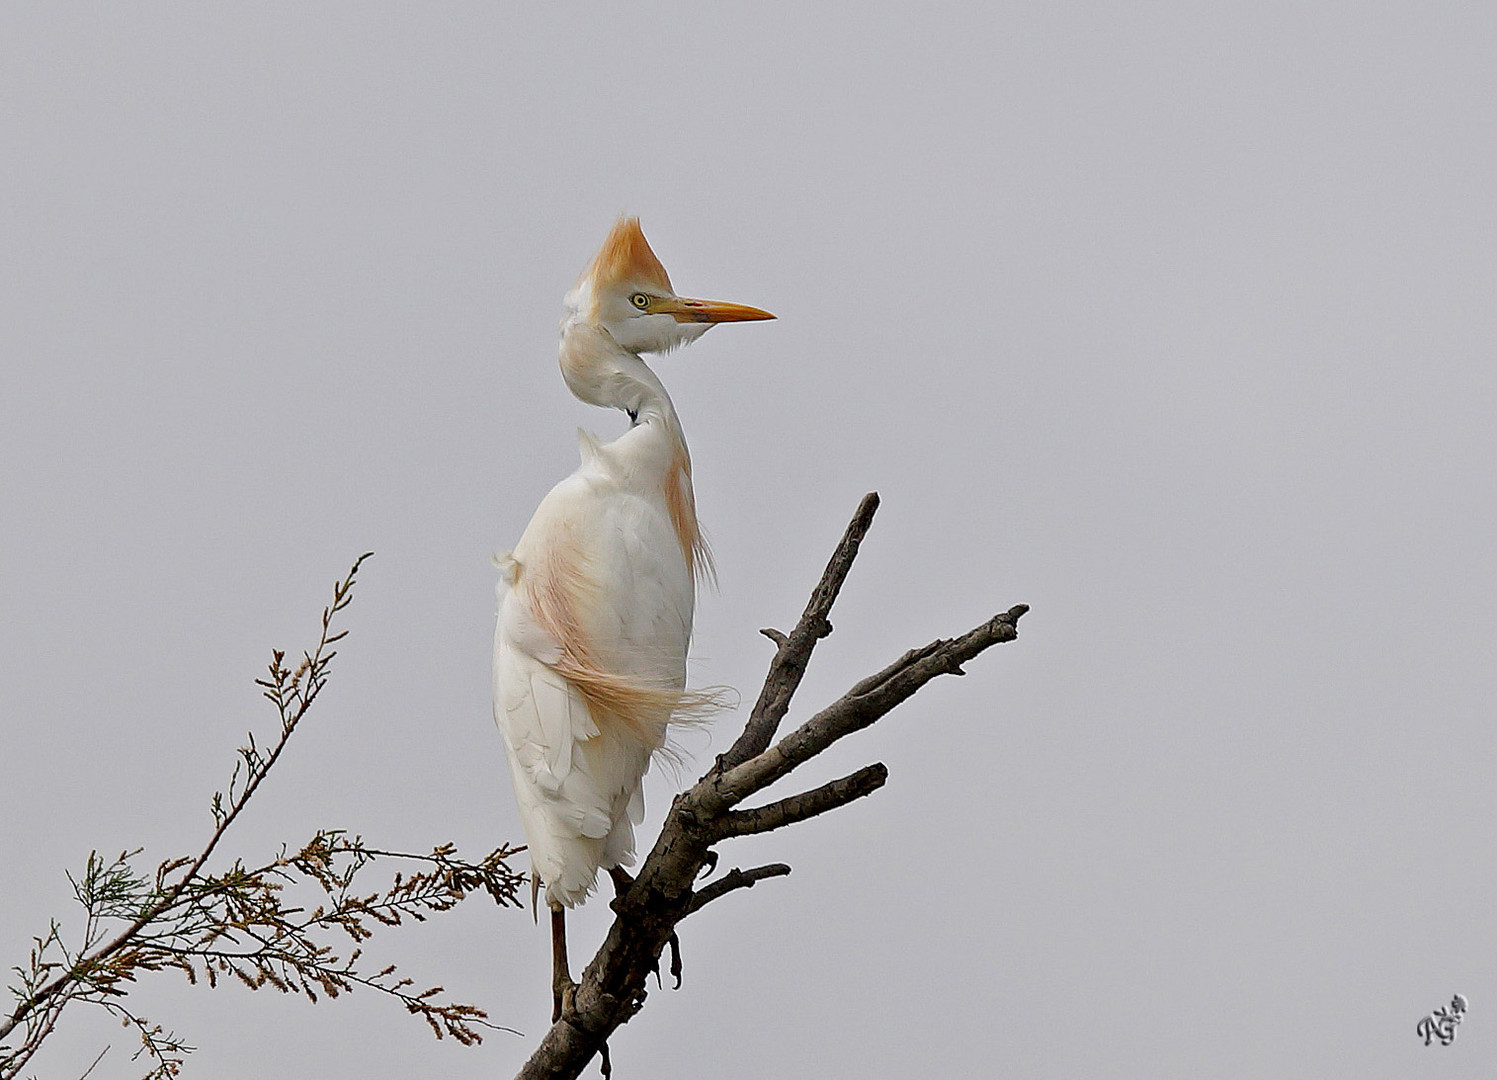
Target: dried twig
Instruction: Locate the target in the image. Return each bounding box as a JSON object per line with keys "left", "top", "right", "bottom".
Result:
{"left": 1, "top": 557, "right": 525, "bottom": 1080}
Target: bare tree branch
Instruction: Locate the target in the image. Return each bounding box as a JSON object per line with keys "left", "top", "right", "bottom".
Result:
{"left": 702, "top": 605, "right": 1029, "bottom": 815}
{"left": 717, "top": 763, "right": 888, "bottom": 838}
{"left": 722, "top": 491, "right": 881, "bottom": 768}
{"left": 685, "top": 864, "right": 793, "bottom": 916}
{"left": 512, "top": 493, "right": 1028, "bottom": 1080}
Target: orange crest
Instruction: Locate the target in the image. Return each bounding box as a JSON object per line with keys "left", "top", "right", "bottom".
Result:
{"left": 580, "top": 217, "right": 674, "bottom": 294}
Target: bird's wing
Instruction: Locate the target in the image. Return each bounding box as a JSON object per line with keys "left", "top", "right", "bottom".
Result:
{"left": 493, "top": 620, "right": 610, "bottom": 834}
{"left": 493, "top": 455, "right": 697, "bottom": 903}
{"left": 494, "top": 577, "right": 659, "bottom": 899}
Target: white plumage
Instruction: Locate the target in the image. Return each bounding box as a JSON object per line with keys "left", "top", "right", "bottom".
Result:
{"left": 493, "top": 220, "right": 773, "bottom": 934}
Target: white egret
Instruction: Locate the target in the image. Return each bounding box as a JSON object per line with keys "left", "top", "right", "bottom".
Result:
{"left": 493, "top": 218, "right": 773, "bottom": 1015}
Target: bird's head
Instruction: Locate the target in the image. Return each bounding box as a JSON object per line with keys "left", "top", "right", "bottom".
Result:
{"left": 565, "top": 217, "right": 774, "bottom": 354}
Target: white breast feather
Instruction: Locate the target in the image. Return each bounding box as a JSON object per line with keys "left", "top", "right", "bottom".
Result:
{"left": 493, "top": 420, "right": 696, "bottom": 907}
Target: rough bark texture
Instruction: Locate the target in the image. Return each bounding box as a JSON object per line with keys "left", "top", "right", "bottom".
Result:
{"left": 514, "top": 493, "right": 1028, "bottom": 1080}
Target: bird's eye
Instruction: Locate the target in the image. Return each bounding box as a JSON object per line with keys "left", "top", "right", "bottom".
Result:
{"left": 630, "top": 293, "right": 650, "bottom": 310}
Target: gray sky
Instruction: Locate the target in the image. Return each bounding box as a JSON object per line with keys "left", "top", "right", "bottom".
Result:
{"left": 3, "top": 3, "right": 1496, "bottom": 1077}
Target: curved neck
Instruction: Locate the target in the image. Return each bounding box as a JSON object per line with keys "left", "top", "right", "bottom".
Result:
{"left": 559, "top": 317, "right": 686, "bottom": 446}
{"left": 556, "top": 315, "right": 709, "bottom": 583}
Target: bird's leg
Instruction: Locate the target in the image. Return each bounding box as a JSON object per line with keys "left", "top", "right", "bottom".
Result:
{"left": 607, "top": 866, "right": 634, "bottom": 897}
{"left": 550, "top": 905, "right": 576, "bottom": 1023}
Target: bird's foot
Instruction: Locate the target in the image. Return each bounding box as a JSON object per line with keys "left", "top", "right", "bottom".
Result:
{"left": 667, "top": 932, "right": 682, "bottom": 989}
{"left": 650, "top": 932, "right": 683, "bottom": 990}
{"left": 698, "top": 850, "right": 719, "bottom": 878}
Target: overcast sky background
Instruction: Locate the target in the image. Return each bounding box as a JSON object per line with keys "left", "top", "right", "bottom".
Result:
{"left": 4, "top": 3, "right": 1496, "bottom": 1077}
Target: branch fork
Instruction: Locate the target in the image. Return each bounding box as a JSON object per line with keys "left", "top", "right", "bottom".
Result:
{"left": 515, "top": 493, "right": 1029, "bottom": 1079}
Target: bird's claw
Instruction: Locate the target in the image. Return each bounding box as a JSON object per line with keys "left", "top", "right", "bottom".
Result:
{"left": 697, "top": 850, "right": 719, "bottom": 879}
{"left": 646, "top": 932, "right": 684, "bottom": 991}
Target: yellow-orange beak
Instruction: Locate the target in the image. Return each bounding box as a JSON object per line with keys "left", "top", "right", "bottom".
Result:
{"left": 658, "top": 296, "right": 776, "bottom": 324}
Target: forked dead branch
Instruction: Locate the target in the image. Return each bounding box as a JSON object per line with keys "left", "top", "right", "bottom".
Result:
{"left": 516, "top": 492, "right": 1029, "bottom": 1080}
